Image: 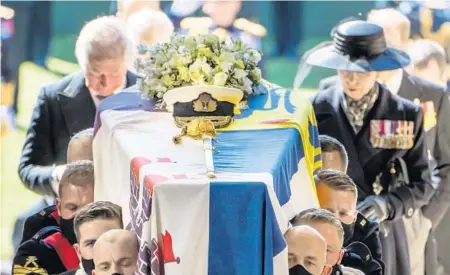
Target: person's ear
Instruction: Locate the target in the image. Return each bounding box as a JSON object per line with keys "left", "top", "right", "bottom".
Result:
{"left": 92, "top": 270, "right": 96, "bottom": 275}
{"left": 322, "top": 264, "right": 333, "bottom": 275}
{"left": 74, "top": 243, "right": 81, "bottom": 259}
{"left": 338, "top": 248, "right": 345, "bottom": 264}
{"left": 56, "top": 198, "right": 62, "bottom": 216}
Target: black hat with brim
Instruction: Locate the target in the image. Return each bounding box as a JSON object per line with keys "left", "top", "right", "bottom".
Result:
{"left": 307, "top": 20, "right": 410, "bottom": 72}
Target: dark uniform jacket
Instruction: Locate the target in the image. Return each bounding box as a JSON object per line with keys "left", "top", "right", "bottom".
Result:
{"left": 311, "top": 82, "right": 435, "bottom": 275}
{"left": 18, "top": 71, "right": 138, "bottom": 196}
{"left": 20, "top": 205, "right": 60, "bottom": 245}
{"left": 346, "top": 213, "right": 383, "bottom": 268}
{"left": 342, "top": 213, "right": 383, "bottom": 275}
{"left": 320, "top": 73, "right": 450, "bottom": 274}
{"left": 320, "top": 73, "right": 450, "bottom": 225}
{"left": 12, "top": 226, "right": 79, "bottom": 275}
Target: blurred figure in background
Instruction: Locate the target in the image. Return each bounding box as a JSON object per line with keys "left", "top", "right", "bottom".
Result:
{"left": 114, "top": 0, "right": 160, "bottom": 19}
{"left": 127, "top": 8, "right": 174, "bottom": 46}
{"left": 368, "top": 8, "right": 450, "bottom": 275}
{"left": 180, "top": 0, "right": 266, "bottom": 51}
{"left": 408, "top": 39, "right": 449, "bottom": 86}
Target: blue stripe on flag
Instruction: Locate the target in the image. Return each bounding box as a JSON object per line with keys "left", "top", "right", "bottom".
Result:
{"left": 208, "top": 182, "right": 286, "bottom": 275}
{"left": 214, "top": 128, "right": 304, "bottom": 206}
{"left": 308, "top": 119, "right": 320, "bottom": 149}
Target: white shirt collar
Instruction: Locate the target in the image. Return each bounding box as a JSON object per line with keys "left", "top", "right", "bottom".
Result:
{"left": 383, "top": 69, "right": 403, "bottom": 94}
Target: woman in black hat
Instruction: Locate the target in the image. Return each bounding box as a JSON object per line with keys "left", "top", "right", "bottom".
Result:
{"left": 308, "top": 21, "right": 435, "bottom": 275}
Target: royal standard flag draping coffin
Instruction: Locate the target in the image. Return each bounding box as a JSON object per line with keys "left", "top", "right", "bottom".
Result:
{"left": 93, "top": 34, "right": 321, "bottom": 275}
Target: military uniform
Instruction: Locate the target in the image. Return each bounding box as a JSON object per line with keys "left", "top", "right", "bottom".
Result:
{"left": 13, "top": 226, "right": 79, "bottom": 275}
{"left": 307, "top": 21, "right": 434, "bottom": 275}
{"left": 342, "top": 213, "right": 384, "bottom": 274}
{"left": 20, "top": 205, "right": 60, "bottom": 245}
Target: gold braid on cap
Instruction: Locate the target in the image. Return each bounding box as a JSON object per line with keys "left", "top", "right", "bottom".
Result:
{"left": 173, "top": 119, "right": 217, "bottom": 144}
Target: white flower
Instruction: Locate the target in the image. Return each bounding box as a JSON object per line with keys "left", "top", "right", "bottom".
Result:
{"left": 233, "top": 69, "right": 247, "bottom": 81}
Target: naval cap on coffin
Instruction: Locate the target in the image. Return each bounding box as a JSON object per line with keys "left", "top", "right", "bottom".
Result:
{"left": 163, "top": 85, "right": 244, "bottom": 128}
{"left": 306, "top": 20, "right": 411, "bottom": 72}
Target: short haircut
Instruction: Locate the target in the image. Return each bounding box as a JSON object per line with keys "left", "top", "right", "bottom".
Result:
{"left": 367, "top": 8, "right": 411, "bottom": 43}
{"left": 74, "top": 201, "right": 123, "bottom": 241}
{"left": 319, "top": 135, "right": 348, "bottom": 170}
{"left": 408, "top": 39, "right": 447, "bottom": 75}
{"left": 291, "top": 208, "right": 344, "bottom": 242}
{"left": 59, "top": 160, "right": 94, "bottom": 198}
{"left": 75, "top": 16, "right": 133, "bottom": 70}
{"left": 71, "top": 128, "right": 94, "bottom": 140}
{"left": 314, "top": 169, "right": 358, "bottom": 197}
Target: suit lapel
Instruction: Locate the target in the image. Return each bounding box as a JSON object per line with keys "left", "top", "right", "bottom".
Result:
{"left": 398, "top": 71, "right": 423, "bottom": 102}
{"left": 58, "top": 72, "right": 96, "bottom": 136}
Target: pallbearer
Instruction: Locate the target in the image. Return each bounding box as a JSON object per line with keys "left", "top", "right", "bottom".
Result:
{"left": 307, "top": 21, "right": 435, "bottom": 275}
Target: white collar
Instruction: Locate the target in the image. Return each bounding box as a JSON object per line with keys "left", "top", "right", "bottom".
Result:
{"left": 383, "top": 69, "right": 403, "bottom": 94}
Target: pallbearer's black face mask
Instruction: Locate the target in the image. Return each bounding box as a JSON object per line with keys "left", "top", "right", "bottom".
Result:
{"left": 81, "top": 258, "right": 95, "bottom": 275}
{"left": 289, "top": 264, "right": 314, "bottom": 275}
{"left": 111, "top": 273, "right": 123, "bottom": 275}
{"left": 59, "top": 217, "right": 77, "bottom": 245}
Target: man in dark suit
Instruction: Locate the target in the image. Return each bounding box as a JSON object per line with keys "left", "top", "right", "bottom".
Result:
{"left": 15, "top": 16, "right": 138, "bottom": 252}
{"left": 307, "top": 21, "right": 435, "bottom": 275}
{"left": 407, "top": 38, "right": 450, "bottom": 275}
{"left": 18, "top": 16, "right": 138, "bottom": 197}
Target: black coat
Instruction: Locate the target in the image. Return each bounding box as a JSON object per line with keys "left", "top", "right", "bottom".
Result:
{"left": 12, "top": 226, "right": 79, "bottom": 275}
{"left": 344, "top": 213, "right": 384, "bottom": 273}
{"left": 311, "top": 82, "right": 435, "bottom": 275}
{"left": 18, "top": 71, "right": 138, "bottom": 196}
{"left": 320, "top": 73, "right": 450, "bottom": 273}
{"left": 396, "top": 73, "right": 450, "bottom": 275}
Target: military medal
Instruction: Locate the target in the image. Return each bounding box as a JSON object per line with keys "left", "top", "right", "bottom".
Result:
{"left": 373, "top": 175, "right": 383, "bottom": 195}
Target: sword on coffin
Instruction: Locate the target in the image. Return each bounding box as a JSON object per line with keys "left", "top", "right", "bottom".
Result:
{"left": 203, "top": 137, "right": 217, "bottom": 179}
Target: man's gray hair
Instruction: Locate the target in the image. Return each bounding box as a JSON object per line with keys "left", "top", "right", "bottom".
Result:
{"left": 408, "top": 39, "right": 447, "bottom": 75}
{"left": 75, "top": 16, "right": 134, "bottom": 70}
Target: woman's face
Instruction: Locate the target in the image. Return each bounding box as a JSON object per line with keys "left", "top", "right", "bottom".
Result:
{"left": 338, "top": 71, "right": 378, "bottom": 100}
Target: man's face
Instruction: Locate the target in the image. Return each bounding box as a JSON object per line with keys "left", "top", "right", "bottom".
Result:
{"left": 67, "top": 136, "right": 94, "bottom": 163}
{"left": 93, "top": 234, "right": 138, "bottom": 275}
{"left": 411, "top": 60, "right": 446, "bottom": 86}
{"left": 338, "top": 71, "right": 377, "bottom": 100}
{"left": 308, "top": 222, "right": 344, "bottom": 266}
{"left": 76, "top": 219, "right": 123, "bottom": 260}
{"left": 57, "top": 184, "right": 94, "bottom": 220}
{"left": 317, "top": 184, "right": 357, "bottom": 225}
{"left": 85, "top": 58, "right": 127, "bottom": 97}
{"left": 321, "top": 151, "right": 345, "bottom": 173}
{"left": 285, "top": 228, "right": 328, "bottom": 275}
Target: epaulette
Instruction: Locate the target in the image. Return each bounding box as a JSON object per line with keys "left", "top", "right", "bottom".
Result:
{"left": 180, "top": 16, "right": 213, "bottom": 36}
{"left": 233, "top": 18, "right": 267, "bottom": 37}
{"left": 355, "top": 213, "right": 379, "bottom": 236}
{"left": 21, "top": 205, "right": 60, "bottom": 245}
{"left": 14, "top": 226, "right": 79, "bottom": 274}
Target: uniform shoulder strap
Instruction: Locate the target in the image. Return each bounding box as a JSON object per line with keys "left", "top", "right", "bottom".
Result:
{"left": 42, "top": 230, "right": 79, "bottom": 270}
